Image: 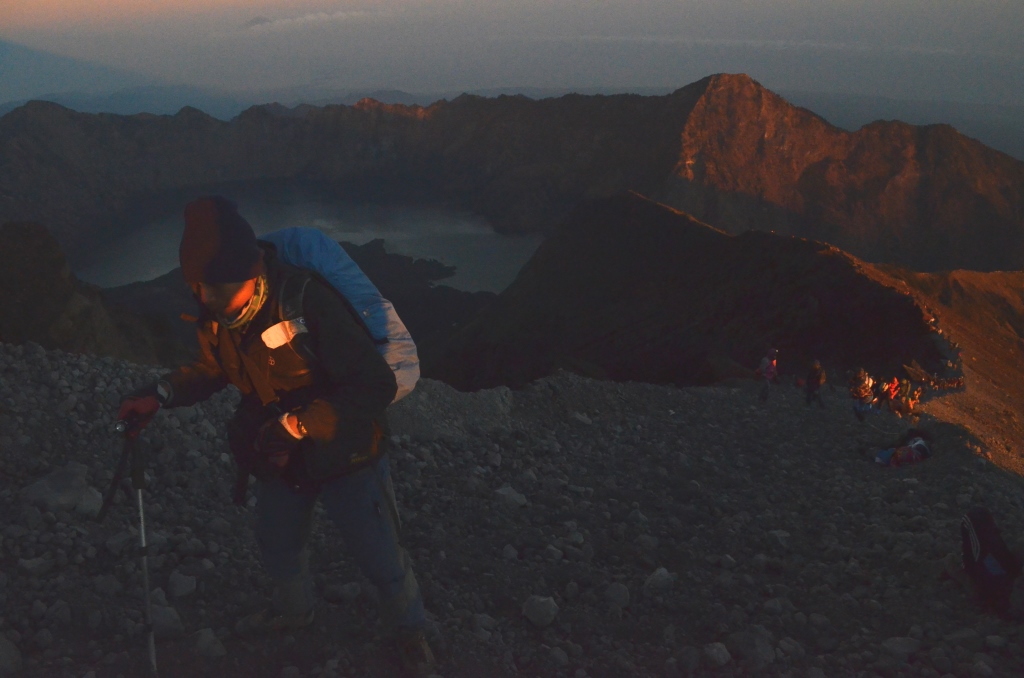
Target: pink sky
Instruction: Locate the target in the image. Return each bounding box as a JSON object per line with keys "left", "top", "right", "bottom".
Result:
{"left": 5, "top": 0, "right": 340, "bottom": 30}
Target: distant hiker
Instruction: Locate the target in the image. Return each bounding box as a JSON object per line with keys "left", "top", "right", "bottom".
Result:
{"left": 849, "top": 368, "right": 877, "bottom": 422}
{"left": 874, "top": 427, "right": 932, "bottom": 466}
{"left": 890, "top": 378, "right": 922, "bottom": 418}
{"left": 955, "top": 507, "right": 1024, "bottom": 618}
{"left": 756, "top": 348, "right": 779, "bottom": 401}
{"left": 804, "top": 360, "right": 826, "bottom": 407}
{"left": 116, "top": 196, "right": 435, "bottom": 675}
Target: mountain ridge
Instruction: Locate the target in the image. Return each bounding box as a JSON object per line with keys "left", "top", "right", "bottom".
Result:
{"left": 2, "top": 73, "right": 1022, "bottom": 272}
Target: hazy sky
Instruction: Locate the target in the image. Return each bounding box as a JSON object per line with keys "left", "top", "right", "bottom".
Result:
{"left": 4, "top": 1, "right": 1022, "bottom": 104}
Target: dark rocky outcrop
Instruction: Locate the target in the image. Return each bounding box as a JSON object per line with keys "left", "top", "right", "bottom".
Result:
{"left": 426, "top": 193, "right": 948, "bottom": 391}
{"left": 3, "top": 74, "right": 1022, "bottom": 271}
{"left": 0, "top": 222, "right": 187, "bottom": 366}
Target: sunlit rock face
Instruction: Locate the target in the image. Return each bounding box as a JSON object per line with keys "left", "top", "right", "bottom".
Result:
{"left": 2, "top": 73, "right": 1021, "bottom": 271}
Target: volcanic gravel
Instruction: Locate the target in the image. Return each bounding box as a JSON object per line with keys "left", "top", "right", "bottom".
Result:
{"left": 2, "top": 340, "right": 1024, "bottom": 678}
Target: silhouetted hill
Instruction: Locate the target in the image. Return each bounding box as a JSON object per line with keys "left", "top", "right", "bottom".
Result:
{"left": 425, "top": 193, "right": 949, "bottom": 391}
{"left": 3, "top": 74, "right": 1021, "bottom": 271}
{"left": 0, "top": 221, "right": 188, "bottom": 366}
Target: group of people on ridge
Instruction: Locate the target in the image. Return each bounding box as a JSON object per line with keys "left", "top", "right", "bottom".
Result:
{"left": 848, "top": 367, "right": 923, "bottom": 421}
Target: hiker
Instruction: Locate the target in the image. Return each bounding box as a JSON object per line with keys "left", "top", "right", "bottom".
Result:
{"left": 756, "top": 348, "right": 779, "bottom": 401}
{"left": 950, "top": 507, "right": 1024, "bottom": 618}
{"left": 889, "top": 378, "right": 921, "bottom": 418}
{"left": 849, "top": 368, "right": 877, "bottom": 422}
{"left": 116, "top": 196, "right": 435, "bottom": 675}
{"left": 874, "top": 427, "right": 932, "bottom": 466}
{"left": 804, "top": 360, "right": 826, "bottom": 407}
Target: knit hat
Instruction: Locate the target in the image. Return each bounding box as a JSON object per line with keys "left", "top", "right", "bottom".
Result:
{"left": 179, "top": 196, "right": 264, "bottom": 284}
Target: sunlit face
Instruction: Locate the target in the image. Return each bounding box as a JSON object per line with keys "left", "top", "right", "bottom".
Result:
{"left": 192, "top": 279, "right": 257, "bottom": 317}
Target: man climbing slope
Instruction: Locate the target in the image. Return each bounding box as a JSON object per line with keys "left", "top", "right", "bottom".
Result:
{"left": 117, "top": 196, "right": 435, "bottom": 676}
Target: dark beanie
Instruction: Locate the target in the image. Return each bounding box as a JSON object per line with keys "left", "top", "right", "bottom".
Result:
{"left": 180, "top": 196, "right": 265, "bottom": 284}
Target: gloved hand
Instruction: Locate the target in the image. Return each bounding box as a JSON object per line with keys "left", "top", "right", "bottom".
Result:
{"left": 117, "top": 387, "right": 162, "bottom": 438}
{"left": 255, "top": 417, "right": 302, "bottom": 472}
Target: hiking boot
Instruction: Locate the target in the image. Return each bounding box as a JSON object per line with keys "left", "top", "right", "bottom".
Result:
{"left": 234, "top": 608, "right": 314, "bottom": 636}
{"left": 394, "top": 628, "right": 436, "bottom": 677}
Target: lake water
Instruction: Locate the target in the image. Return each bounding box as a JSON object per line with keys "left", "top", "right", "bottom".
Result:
{"left": 71, "top": 199, "right": 544, "bottom": 293}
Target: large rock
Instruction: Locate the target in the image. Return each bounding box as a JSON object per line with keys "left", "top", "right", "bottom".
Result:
{"left": 725, "top": 629, "right": 775, "bottom": 670}
{"left": 19, "top": 462, "right": 90, "bottom": 513}
{"left": 151, "top": 605, "right": 184, "bottom": 639}
{"left": 521, "top": 596, "right": 559, "bottom": 628}
{"left": 168, "top": 571, "right": 196, "bottom": 598}
{"left": 194, "top": 628, "right": 226, "bottom": 658}
{"left": 0, "top": 635, "right": 22, "bottom": 675}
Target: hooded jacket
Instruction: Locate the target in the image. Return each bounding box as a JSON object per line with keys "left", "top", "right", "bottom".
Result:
{"left": 159, "top": 243, "right": 398, "bottom": 482}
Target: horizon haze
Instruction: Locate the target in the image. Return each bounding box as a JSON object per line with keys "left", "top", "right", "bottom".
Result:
{"left": 3, "top": 1, "right": 1022, "bottom": 109}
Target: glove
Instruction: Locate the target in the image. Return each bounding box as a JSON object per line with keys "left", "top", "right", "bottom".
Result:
{"left": 117, "top": 393, "right": 160, "bottom": 439}
{"left": 255, "top": 417, "right": 303, "bottom": 473}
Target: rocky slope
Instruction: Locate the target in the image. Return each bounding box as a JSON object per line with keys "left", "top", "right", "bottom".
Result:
{"left": 2, "top": 74, "right": 1022, "bottom": 271}
{"left": 427, "top": 193, "right": 950, "bottom": 392}
{"left": 3, "top": 343, "right": 1024, "bottom": 678}
{"left": 0, "top": 222, "right": 188, "bottom": 367}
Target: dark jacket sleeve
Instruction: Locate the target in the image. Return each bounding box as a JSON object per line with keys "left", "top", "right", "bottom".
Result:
{"left": 293, "top": 279, "right": 397, "bottom": 447}
{"left": 161, "top": 323, "right": 230, "bottom": 407}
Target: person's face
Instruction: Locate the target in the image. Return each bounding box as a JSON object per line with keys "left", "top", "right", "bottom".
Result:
{"left": 193, "top": 279, "right": 257, "bottom": 317}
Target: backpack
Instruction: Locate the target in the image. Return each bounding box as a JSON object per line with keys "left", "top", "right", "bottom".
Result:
{"left": 961, "top": 507, "right": 1023, "bottom": 615}
{"left": 261, "top": 228, "right": 420, "bottom": 402}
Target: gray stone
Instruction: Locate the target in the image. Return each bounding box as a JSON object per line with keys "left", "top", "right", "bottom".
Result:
{"left": 502, "top": 544, "right": 519, "bottom": 560}
{"left": 724, "top": 630, "right": 775, "bottom": 669}
{"left": 74, "top": 487, "right": 103, "bottom": 519}
{"left": 550, "top": 646, "right": 570, "bottom": 667}
{"left": 0, "top": 635, "right": 22, "bottom": 675}
{"left": 31, "top": 628, "right": 52, "bottom": 650}
{"left": 150, "top": 588, "right": 169, "bottom": 606}
{"left": 94, "top": 574, "right": 123, "bottom": 597}
{"left": 944, "top": 628, "right": 984, "bottom": 652}
{"left": 777, "top": 637, "right": 805, "bottom": 658}
{"left": 207, "top": 516, "right": 232, "bottom": 535}
{"left": 703, "top": 642, "right": 731, "bottom": 667}
{"left": 324, "top": 582, "right": 362, "bottom": 603}
{"left": 279, "top": 667, "right": 301, "bottom": 678}
{"left": 643, "top": 567, "right": 675, "bottom": 597}
{"left": 106, "top": 531, "right": 135, "bottom": 557}
{"left": 522, "top": 595, "right": 559, "bottom": 628}
{"left": 605, "top": 582, "right": 630, "bottom": 608}
{"left": 473, "top": 614, "right": 497, "bottom": 631}
{"left": 19, "top": 463, "right": 89, "bottom": 512}
{"left": 168, "top": 571, "right": 197, "bottom": 598}
{"left": 882, "top": 636, "right": 921, "bottom": 661}
{"left": 495, "top": 486, "right": 528, "bottom": 508}
{"left": 985, "top": 635, "right": 1006, "bottom": 649}
{"left": 151, "top": 605, "right": 184, "bottom": 639}
{"left": 17, "top": 557, "right": 53, "bottom": 577}
{"left": 763, "top": 597, "right": 793, "bottom": 615}
{"left": 194, "top": 628, "right": 226, "bottom": 658}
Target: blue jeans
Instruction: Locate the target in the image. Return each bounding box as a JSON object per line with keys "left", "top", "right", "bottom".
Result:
{"left": 254, "top": 454, "right": 425, "bottom": 632}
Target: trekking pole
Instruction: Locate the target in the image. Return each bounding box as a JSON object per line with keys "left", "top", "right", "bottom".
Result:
{"left": 128, "top": 430, "right": 159, "bottom": 677}
{"left": 97, "top": 432, "right": 132, "bottom": 524}
{"left": 105, "top": 414, "right": 159, "bottom": 677}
